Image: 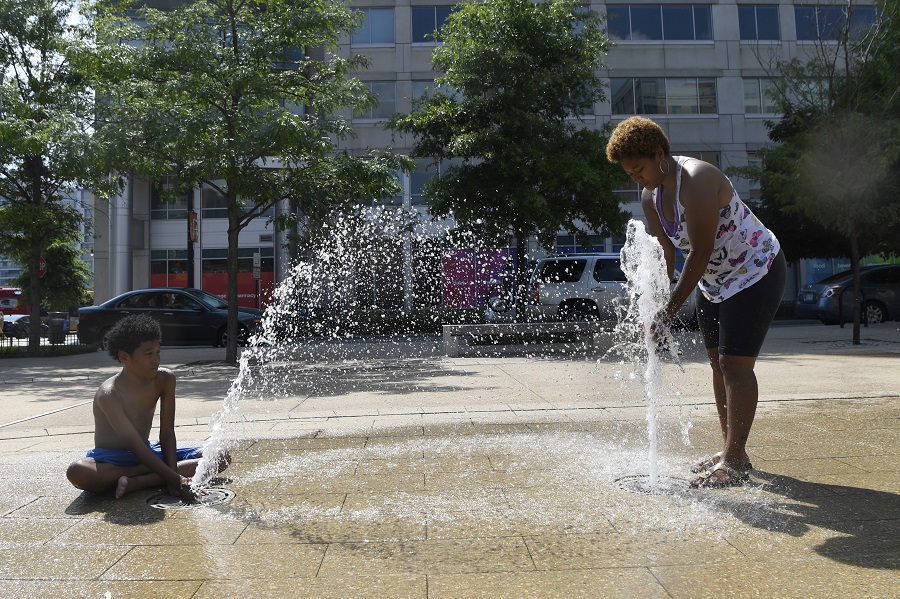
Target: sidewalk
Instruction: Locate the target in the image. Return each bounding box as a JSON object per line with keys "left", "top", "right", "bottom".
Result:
{"left": 0, "top": 322, "right": 897, "bottom": 597}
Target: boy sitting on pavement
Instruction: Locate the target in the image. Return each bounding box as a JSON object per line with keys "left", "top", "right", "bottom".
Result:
{"left": 66, "top": 314, "right": 229, "bottom": 500}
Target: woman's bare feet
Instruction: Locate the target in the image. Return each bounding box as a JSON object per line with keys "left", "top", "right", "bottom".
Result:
{"left": 691, "top": 452, "right": 752, "bottom": 474}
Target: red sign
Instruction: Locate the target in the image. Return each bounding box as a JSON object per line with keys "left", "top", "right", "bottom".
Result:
{"left": 38, "top": 257, "right": 47, "bottom": 278}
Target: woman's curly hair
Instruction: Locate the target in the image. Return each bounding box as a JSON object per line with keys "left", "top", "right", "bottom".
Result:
{"left": 605, "top": 116, "right": 671, "bottom": 163}
{"left": 105, "top": 314, "right": 162, "bottom": 360}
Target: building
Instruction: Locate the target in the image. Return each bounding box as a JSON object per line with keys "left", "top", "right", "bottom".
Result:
{"left": 92, "top": 0, "right": 880, "bottom": 309}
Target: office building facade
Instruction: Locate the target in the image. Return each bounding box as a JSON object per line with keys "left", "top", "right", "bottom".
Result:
{"left": 92, "top": 1, "right": 879, "bottom": 308}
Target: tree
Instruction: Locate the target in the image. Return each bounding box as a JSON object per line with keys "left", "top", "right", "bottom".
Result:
{"left": 0, "top": 0, "right": 95, "bottom": 352}
{"left": 14, "top": 240, "right": 92, "bottom": 311}
{"left": 86, "top": 0, "right": 408, "bottom": 364}
{"left": 391, "top": 0, "right": 629, "bottom": 294}
{"left": 733, "top": 0, "right": 900, "bottom": 343}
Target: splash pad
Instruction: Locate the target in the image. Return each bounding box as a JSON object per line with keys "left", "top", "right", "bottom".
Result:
{"left": 189, "top": 212, "right": 714, "bottom": 525}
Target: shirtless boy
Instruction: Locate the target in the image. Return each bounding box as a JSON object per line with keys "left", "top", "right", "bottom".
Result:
{"left": 66, "top": 314, "right": 228, "bottom": 499}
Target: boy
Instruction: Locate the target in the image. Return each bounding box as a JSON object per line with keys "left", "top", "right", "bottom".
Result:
{"left": 66, "top": 314, "right": 228, "bottom": 500}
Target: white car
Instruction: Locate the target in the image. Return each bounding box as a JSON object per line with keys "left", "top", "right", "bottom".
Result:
{"left": 523, "top": 253, "right": 698, "bottom": 326}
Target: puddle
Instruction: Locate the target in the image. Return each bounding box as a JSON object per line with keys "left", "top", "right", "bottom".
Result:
{"left": 147, "top": 487, "right": 235, "bottom": 510}
{"left": 615, "top": 474, "right": 690, "bottom": 495}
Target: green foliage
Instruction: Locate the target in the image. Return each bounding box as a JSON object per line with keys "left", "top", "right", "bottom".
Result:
{"left": 84, "top": 0, "right": 410, "bottom": 361}
{"left": 0, "top": 0, "right": 95, "bottom": 348}
{"left": 14, "top": 241, "right": 92, "bottom": 310}
{"left": 86, "top": 0, "right": 407, "bottom": 219}
{"left": 391, "top": 0, "right": 628, "bottom": 250}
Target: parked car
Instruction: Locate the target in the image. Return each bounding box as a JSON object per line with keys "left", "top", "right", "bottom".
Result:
{"left": 523, "top": 253, "right": 698, "bottom": 326}
{"left": 795, "top": 264, "right": 900, "bottom": 324}
{"left": 77, "top": 288, "right": 263, "bottom": 347}
{"left": 2, "top": 315, "right": 49, "bottom": 339}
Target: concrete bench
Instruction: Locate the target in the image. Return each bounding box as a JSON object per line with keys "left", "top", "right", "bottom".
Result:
{"left": 442, "top": 321, "right": 614, "bottom": 357}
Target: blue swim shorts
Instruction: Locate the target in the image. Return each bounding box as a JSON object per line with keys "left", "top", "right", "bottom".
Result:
{"left": 86, "top": 440, "right": 202, "bottom": 467}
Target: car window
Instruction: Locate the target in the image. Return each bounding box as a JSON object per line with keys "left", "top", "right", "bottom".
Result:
{"left": 864, "top": 267, "right": 900, "bottom": 285}
{"left": 816, "top": 269, "right": 854, "bottom": 284}
{"left": 536, "top": 259, "right": 587, "bottom": 284}
{"left": 171, "top": 294, "right": 203, "bottom": 310}
{"left": 593, "top": 259, "right": 627, "bottom": 282}
{"left": 117, "top": 293, "right": 155, "bottom": 309}
{"left": 189, "top": 289, "right": 228, "bottom": 309}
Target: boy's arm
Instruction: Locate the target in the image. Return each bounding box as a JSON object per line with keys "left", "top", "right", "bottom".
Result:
{"left": 96, "top": 387, "right": 185, "bottom": 494}
{"left": 157, "top": 370, "right": 178, "bottom": 470}
{"left": 157, "top": 370, "right": 196, "bottom": 499}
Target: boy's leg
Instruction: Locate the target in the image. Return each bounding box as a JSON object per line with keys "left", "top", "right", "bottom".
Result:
{"left": 67, "top": 458, "right": 154, "bottom": 496}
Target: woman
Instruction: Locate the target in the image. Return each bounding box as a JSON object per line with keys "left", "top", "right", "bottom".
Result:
{"left": 606, "top": 116, "right": 786, "bottom": 488}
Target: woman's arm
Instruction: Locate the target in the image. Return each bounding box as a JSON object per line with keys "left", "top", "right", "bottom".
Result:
{"left": 641, "top": 188, "right": 676, "bottom": 280}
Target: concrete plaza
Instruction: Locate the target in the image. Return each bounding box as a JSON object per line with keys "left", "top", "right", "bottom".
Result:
{"left": 0, "top": 321, "right": 898, "bottom": 597}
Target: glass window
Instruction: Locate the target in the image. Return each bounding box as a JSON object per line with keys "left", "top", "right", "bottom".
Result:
{"left": 610, "top": 79, "right": 635, "bottom": 114}
{"left": 607, "top": 5, "right": 712, "bottom": 41}
{"left": 411, "top": 159, "right": 436, "bottom": 206}
{"left": 635, "top": 78, "right": 666, "bottom": 114}
{"left": 850, "top": 7, "right": 877, "bottom": 38}
{"left": 698, "top": 78, "right": 717, "bottom": 114}
{"left": 150, "top": 177, "right": 189, "bottom": 220}
{"left": 613, "top": 78, "right": 716, "bottom": 115}
{"left": 593, "top": 259, "right": 627, "bottom": 282}
{"left": 817, "top": 6, "right": 846, "bottom": 40}
{"left": 606, "top": 5, "right": 630, "bottom": 41}
{"left": 356, "top": 81, "right": 396, "bottom": 119}
{"left": 795, "top": 6, "right": 818, "bottom": 40}
{"left": 412, "top": 6, "right": 453, "bottom": 43}
{"left": 630, "top": 5, "right": 663, "bottom": 40}
{"left": 667, "top": 79, "right": 699, "bottom": 114}
{"left": 201, "top": 182, "right": 228, "bottom": 219}
{"left": 352, "top": 7, "right": 395, "bottom": 45}
{"left": 663, "top": 5, "right": 694, "bottom": 41}
{"left": 744, "top": 78, "right": 778, "bottom": 114}
{"left": 746, "top": 154, "right": 762, "bottom": 193}
{"left": 795, "top": 5, "right": 873, "bottom": 41}
{"left": 739, "top": 5, "right": 780, "bottom": 41}
{"left": 537, "top": 259, "right": 587, "bottom": 284}
{"left": 693, "top": 5, "right": 712, "bottom": 39}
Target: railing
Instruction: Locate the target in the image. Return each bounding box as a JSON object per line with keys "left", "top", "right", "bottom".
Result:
{"left": 0, "top": 325, "right": 88, "bottom": 352}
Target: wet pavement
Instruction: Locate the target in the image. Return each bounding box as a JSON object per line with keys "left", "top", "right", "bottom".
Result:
{"left": 0, "top": 322, "right": 898, "bottom": 598}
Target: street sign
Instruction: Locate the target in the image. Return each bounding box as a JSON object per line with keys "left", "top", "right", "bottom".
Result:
{"left": 252, "top": 266, "right": 261, "bottom": 280}
{"left": 38, "top": 257, "right": 47, "bottom": 278}
{"left": 252, "top": 252, "right": 261, "bottom": 268}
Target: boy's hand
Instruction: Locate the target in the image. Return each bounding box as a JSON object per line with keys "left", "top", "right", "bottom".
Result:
{"left": 168, "top": 476, "right": 199, "bottom": 502}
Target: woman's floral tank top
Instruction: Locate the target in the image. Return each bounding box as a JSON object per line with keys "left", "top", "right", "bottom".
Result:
{"left": 654, "top": 156, "right": 781, "bottom": 303}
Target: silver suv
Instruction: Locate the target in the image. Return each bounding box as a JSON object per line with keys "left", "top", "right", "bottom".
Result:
{"left": 523, "top": 253, "right": 697, "bottom": 325}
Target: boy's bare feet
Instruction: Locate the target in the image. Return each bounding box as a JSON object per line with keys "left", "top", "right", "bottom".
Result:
{"left": 115, "top": 476, "right": 129, "bottom": 499}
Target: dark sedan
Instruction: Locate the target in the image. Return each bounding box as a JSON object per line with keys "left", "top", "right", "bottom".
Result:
{"left": 795, "top": 265, "right": 900, "bottom": 324}
{"left": 2, "top": 315, "right": 49, "bottom": 339}
{"left": 77, "top": 288, "right": 263, "bottom": 347}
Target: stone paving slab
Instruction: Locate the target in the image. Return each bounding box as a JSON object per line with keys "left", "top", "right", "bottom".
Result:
{"left": 0, "top": 322, "right": 898, "bottom": 597}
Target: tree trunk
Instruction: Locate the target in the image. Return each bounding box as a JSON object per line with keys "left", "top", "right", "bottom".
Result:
{"left": 27, "top": 156, "right": 43, "bottom": 353}
{"left": 849, "top": 222, "right": 861, "bottom": 346}
{"left": 225, "top": 190, "right": 241, "bottom": 364}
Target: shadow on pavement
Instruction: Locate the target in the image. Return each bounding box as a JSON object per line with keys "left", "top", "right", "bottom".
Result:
{"left": 720, "top": 470, "right": 900, "bottom": 570}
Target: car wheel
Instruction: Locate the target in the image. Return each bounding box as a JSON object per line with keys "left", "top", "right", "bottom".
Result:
{"left": 217, "top": 325, "right": 249, "bottom": 347}
{"left": 864, "top": 301, "right": 886, "bottom": 324}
